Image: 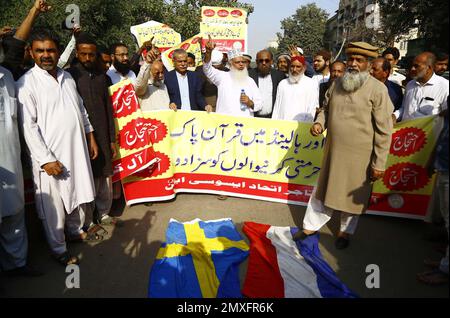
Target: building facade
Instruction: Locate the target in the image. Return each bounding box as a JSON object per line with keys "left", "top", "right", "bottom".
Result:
{"left": 326, "top": 0, "right": 418, "bottom": 61}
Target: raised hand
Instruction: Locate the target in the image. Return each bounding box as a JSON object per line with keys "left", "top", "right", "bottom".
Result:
{"left": 205, "top": 34, "right": 216, "bottom": 53}
{"left": 73, "top": 24, "right": 82, "bottom": 36}
{"left": 0, "top": 26, "right": 13, "bottom": 38}
{"left": 34, "top": 0, "right": 52, "bottom": 13}
{"left": 144, "top": 37, "right": 154, "bottom": 48}
{"left": 288, "top": 44, "right": 300, "bottom": 57}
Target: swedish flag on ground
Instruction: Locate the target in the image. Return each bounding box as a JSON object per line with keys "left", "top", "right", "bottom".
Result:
{"left": 148, "top": 218, "right": 249, "bottom": 298}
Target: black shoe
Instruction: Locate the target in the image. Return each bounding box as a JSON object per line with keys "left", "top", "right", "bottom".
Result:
{"left": 3, "top": 265, "right": 44, "bottom": 277}
{"left": 293, "top": 230, "right": 316, "bottom": 241}
{"left": 335, "top": 237, "right": 350, "bottom": 250}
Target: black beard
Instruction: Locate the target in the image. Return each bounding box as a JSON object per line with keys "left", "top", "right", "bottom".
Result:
{"left": 258, "top": 67, "right": 271, "bottom": 77}
{"left": 81, "top": 61, "right": 94, "bottom": 71}
{"left": 315, "top": 65, "right": 326, "bottom": 73}
{"left": 114, "top": 61, "right": 130, "bottom": 75}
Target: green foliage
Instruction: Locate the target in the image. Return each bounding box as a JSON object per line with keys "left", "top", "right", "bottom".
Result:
{"left": 276, "top": 3, "right": 329, "bottom": 57}
{"left": 379, "top": 0, "right": 449, "bottom": 51}
{"left": 0, "top": 0, "right": 253, "bottom": 51}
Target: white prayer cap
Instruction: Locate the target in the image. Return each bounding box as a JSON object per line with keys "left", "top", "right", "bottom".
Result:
{"left": 297, "top": 47, "right": 304, "bottom": 55}
{"left": 228, "top": 48, "right": 243, "bottom": 60}
{"left": 211, "top": 49, "right": 224, "bottom": 65}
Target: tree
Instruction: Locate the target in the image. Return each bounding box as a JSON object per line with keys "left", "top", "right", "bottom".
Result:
{"left": 0, "top": 0, "right": 253, "bottom": 51}
{"left": 276, "top": 3, "right": 329, "bottom": 57}
{"left": 379, "top": 0, "right": 449, "bottom": 51}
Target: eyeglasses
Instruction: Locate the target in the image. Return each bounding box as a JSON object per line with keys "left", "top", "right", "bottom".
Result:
{"left": 257, "top": 59, "right": 272, "bottom": 63}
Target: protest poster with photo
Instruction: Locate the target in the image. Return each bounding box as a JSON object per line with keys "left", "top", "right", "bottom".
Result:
{"left": 130, "top": 20, "right": 181, "bottom": 52}
{"left": 161, "top": 34, "right": 203, "bottom": 72}
{"left": 200, "top": 6, "right": 248, "bottom": 53}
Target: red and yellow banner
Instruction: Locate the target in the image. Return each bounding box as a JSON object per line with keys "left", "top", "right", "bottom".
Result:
{"left": 118, "top": 111, "right": 440, "bottom": 219}
{"left": 368, "top": 116, "right": 441, "bottom": 219}
{"left": 109, "top": 80, "right": 160, "bottom": 182}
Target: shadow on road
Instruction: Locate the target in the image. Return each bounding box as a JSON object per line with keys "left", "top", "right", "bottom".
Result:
{"left": 0, "top": 205, "right": 162, "bottom": 298}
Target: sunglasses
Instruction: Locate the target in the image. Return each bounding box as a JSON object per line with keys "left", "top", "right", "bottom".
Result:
{"left": 257, "top": 59, "right": 272, "bottom": 63}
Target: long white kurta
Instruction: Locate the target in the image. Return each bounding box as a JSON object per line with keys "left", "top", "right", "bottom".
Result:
{"left": 203, "top": 61, "right": 262, "bottom": 117}
{"left": 0, "top": 66, "right": 23, "bottom": 218}
{"left": 271, "top": 76, "right": 319, "bottom": 122}
{"left": 16, "top": 65, "right": 95, "bottom": 215}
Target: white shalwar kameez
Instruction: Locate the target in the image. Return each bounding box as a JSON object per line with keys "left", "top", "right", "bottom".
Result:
{"left": 271, "top": 76, "right": 319, "bottom": 122}
{"left": 16, "top": 65, "right": 95, "bottom": 255}
{"left": 0, "top": 66, "right": 27, "bottom": 270}
{"left": 303, "top": 187, "right": 359, "bottom": 235}
{"left": 203, "top": 61, "right": 262, "bottom": 117}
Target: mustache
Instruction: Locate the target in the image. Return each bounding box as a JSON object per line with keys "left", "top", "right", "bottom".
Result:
{"left": 40, "top": 57, "right": 54, "bottom": 63}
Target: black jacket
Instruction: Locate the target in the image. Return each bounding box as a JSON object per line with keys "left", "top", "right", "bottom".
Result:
{"left": 68, "top": 63, "right": 116, "bottom": 177}
{"left": 164, "top": 70, "right": 207, "bottom": 111}
{"left": 248, "top": 68, "right": 286, "bottom": 118}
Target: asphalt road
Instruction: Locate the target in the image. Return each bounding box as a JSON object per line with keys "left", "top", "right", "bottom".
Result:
{"left": 1, "top": 193, "right": 448, "bottom": 298}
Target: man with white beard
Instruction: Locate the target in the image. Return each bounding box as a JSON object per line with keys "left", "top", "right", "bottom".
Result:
{"left": 135, "top": 47, "right": 170, "bottom": 112}
{"left": 202, "top": 36, "right": 262, "bottom": 117}
{"left": 294, "top": 42, "right": 394, "bottom": 250}
{"left": 271, "top": 55, "right": 319, "bottom": 121}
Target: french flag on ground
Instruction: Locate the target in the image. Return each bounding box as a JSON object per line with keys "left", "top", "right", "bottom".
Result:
{"left": 242, "top": 222, "right": 358, "bottom": 298}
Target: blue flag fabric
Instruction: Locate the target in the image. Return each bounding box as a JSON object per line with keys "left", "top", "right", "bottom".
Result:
{"left": 148, "top": 218, "right": 249, "bottom": 298}
{"left": 291, "top": 228, "right": 358, "bottom": 298}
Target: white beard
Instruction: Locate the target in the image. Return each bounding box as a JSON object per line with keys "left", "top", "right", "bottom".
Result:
{"left": 340, "top": 71, "right": 369, "bottom": 92}
{"left": 288, "top": 71, "right": 303, "bottom": 84}
{"left": 229, "top": 65, "right": 249, "bottom": 86}
{"left": 153, "top": 80, "right": 163, "bottom": 87}
{"left": 412, "top": 68, "right": 427, "bottom": 82}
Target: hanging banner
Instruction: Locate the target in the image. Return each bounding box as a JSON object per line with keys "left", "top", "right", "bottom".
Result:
{"left": 161, "top": 34, "right": 203, "bottom": 72}
{"left": 120, "top": 111, "right": 440, "bottom": 220}
{"left": 109, "top": 80, "right": 160, "bottom": 182}
{"left": 200, "top": 6, "right": 248, "bottom": 53}
{"left": 368, "top": 116, "right": 442, "bottom": 219}
{"left": 130, "top": 20, "right": 181, "bottom": 52}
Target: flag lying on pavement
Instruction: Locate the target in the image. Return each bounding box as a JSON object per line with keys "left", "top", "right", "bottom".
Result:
{"left": 148, "top": 218, "right": 249, "bottom": 298}
{"left": 242, "top": 222, "right": 358, "bottom": 298}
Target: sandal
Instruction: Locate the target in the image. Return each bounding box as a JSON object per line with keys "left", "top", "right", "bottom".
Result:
{"left": 68, "top": 225, "right": 107, "bottom": 242}
{"left": 417, "top": 269, "right": 449, "bottom": 285}
{"left": 87, "top": 224, "right": 108, "bottom": 236}
{"left": 54, "top": 252, "right": 79, "bottom": 266}
{"left": 98, "top": 216, "right": 118, "bottom": 227}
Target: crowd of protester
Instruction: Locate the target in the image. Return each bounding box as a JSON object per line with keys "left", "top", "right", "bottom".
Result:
{"left": 0, "top": 0, "right": 448, "bottom": 286}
